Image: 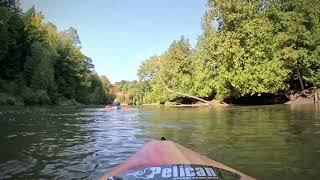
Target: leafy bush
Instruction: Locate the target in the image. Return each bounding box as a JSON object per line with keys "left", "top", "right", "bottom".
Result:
{"left": 21, "top": 86, "right": 36, "bottom": 105}
{"left": 0, "top": 93, "right": 16, "bottom": 105}
{"left": 35, "top": 90, "right": 51, "bottom": 105}
{"left": 21, "top": 87, "right": 51, "bottom": 105}
{"left": 0, "top": 79, "right": 19, "bottom": 95}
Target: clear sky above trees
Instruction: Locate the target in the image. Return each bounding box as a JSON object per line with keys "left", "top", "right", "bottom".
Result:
{"left": 21, "top": 0, "right": 207, "bottom": 82}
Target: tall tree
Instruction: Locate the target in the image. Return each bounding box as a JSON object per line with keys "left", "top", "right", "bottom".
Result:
{"left": 0, "top": 6, "right": 9, "bottom": 68}
{"left": 63, "top": 27, "right": 82, "bottom": 48}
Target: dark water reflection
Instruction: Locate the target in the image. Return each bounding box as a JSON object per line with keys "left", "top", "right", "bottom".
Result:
{"left": 0, "top": 105, "right": 320, "bottom": 179}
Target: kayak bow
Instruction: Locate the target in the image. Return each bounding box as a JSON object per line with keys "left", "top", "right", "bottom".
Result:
{"left": 101, "top": 140, "right": 255, "bottom": 180}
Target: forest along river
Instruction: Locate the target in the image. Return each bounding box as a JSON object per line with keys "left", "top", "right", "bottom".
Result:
{"left": 0, "top": 105, "right": 320, "bottom": 179}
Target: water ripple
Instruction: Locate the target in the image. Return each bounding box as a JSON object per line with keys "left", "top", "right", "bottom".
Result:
{"left": 0, "top": 105, "right": 319, "bottom": 180}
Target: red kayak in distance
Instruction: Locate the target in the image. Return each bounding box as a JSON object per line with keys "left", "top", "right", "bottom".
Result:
{"left": 105, "top": 104, "right": 113, "bottom": 109}
{"left": 105, "top": 104, "right": 121, "bottom": 110}
{"left": 100, "top": 140, "right": 255, "bottom": 180}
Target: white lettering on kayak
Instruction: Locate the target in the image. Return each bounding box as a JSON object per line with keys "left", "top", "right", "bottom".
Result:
{"left": 179, "top": 165, "right": 185, "bottom": 177}
{"left": 205, "top": 167, "right": 217, "bottom": 177}
{"left": 173, "top": 165, "right": 178, "bottom": 177}
{"left": 195, "top": 167, "right": 207, "bottom": 176}
{"left": 150, "top": 167, "right": 161, "bottom": 176}
{"left": 162, "top": 168, "right": 171, "bottom": 177}
{"left": 125, "top": 165, "right": 223, "bottom": 179}
{"left": 185, "top": 167, "right": 195, "bottom": 177}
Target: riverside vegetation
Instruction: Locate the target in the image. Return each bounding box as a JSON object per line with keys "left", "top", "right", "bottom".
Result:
{"left": 0, "top": 1, "right": 113, "bottom": 105}
{"left": 1, "top": 0, "right": 320, "bottom": 106}
{"left": 114, "top": 0, "right": 320, "bottom": 105}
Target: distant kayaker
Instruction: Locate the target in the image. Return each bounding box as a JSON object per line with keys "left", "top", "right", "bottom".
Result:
{"left": 112, "top": 99, "right": 120, "bottom": 106}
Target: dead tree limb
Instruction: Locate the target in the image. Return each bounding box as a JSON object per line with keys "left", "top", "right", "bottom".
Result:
{"left": 158, "top": 75, "right": 214, "bottom": 105}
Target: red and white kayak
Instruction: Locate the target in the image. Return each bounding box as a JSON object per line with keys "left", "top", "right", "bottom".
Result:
{"left": 101, "top": 140, "right": 255, "bottom": 180}
{"left": 105, "top": 105, "right": 121, "bottom": 110}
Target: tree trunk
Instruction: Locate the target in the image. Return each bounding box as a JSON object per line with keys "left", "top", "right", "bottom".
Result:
{"left": 315, "top": 89, "right": 319, "bottom": 104}
{"left": 296, "top": 69, "right": 304, "bottom": 91}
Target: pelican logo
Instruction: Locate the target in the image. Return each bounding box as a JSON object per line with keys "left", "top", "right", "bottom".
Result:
{"left": 108, "top": 164, "right": 240, "bottom": 180}
{"left": 127, "top": 167, "right": 160, "bottom": 179}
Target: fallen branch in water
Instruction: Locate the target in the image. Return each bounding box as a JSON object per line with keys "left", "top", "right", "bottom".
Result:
{"left": 158, "top": 75, "right": 214, "bottom": 105}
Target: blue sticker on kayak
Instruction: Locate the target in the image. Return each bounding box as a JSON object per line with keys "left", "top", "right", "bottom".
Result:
{"left": 107, "top": 164, "right": 241, "bottom": 180}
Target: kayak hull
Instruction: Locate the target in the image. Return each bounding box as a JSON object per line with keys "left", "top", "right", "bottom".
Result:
{"left": 104, "top": 105, "right": 121, "bottom": 110}
{"left": 101, "top": 140, "right": 255, "bottom": 180}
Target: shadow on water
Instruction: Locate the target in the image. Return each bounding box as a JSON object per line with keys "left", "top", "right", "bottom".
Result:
{"left": 0, "top": 104, "right": 319, "bottom": 179}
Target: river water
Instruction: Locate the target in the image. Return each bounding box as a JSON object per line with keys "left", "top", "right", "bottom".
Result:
{"left": 0, "top": 105, "right": 320, "bottom": 179}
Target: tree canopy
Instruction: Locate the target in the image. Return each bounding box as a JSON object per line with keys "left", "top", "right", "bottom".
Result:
{"left": 132, "top": 0, "right": 320, "bottom": 104}
{"left": 0, "top": 2, "right": 113, "bottom": 105}
{"left": 1, "top": 0, "right": 319, "bottom": 105}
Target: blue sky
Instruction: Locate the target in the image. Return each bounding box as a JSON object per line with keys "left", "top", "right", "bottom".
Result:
{"left": 21, "top": 0, "right": 207, "bottom": 83}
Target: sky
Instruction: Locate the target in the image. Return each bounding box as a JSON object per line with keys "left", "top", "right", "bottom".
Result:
{"left": 21, "top": 0, "right": 207, "bottom": 83}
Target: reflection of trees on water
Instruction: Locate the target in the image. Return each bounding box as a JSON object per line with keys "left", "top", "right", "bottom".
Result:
{"left": 287, "top": 104, "right": 320, "bottom": 179}
{"left": 316, "top": 104, "right": 320, "bottom": 115}
{"left": 142, "top": 106, "right": 320, "bottom": 180}
{"left": 0, "top": 107, "right": 89, "bottom": 179}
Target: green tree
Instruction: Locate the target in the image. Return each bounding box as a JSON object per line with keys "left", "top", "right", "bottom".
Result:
{"left": 3, "top": 11, "right": 25, "bottom": 79}
{"left": 0, "top": 0, "right": 18, "bottom": 12}
{"left": 30, "top": 42, "right": 56, "bottom": 91}
{"left": 137, "top": 0, "right": 320, "bottom": 103}
{"left": 0, "top": 6, "right": 9, "bottom": 67}
{"left": 100, "top": 75, "right": 113, "bottom": 100}
{"left": 271, "top": 0, "right": 320, "bottom": 89}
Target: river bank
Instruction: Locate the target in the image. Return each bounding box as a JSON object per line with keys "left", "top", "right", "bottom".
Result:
{"left": 1, "top": 88, "right": 319, "bottom": 107}
{"left": 0, "top": 93, "right": 93, "bottom": 107}
{"left": 285, "top": 88, "right": 319, "bottom": 105}
{"left": 140, "top": 88, "right": 319, "bottom": 107}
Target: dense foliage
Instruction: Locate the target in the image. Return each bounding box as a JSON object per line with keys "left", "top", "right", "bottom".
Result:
{"left": 112, "top": 80, "right": 148, "bottom": 105}
{"left": 0, "top": 1, "right": 113, "bottom": 105}
{"left": 1, "top": 0, "right": 319, "bottom": 105}
{"left": 129, "top": 0, "right": 320, "bottom": 104}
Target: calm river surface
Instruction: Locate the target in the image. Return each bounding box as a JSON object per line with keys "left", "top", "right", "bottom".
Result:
{"left": 0, "top": 105, "right": 320, "bottom": 179}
